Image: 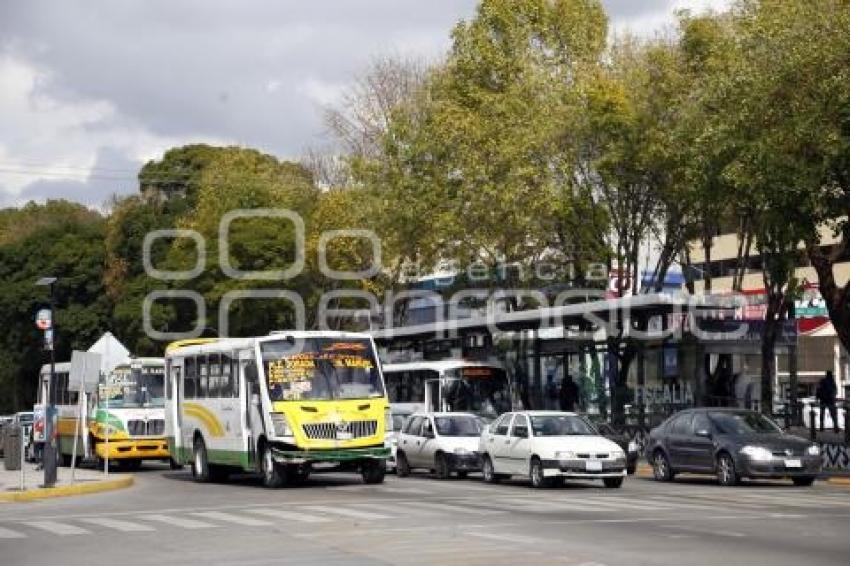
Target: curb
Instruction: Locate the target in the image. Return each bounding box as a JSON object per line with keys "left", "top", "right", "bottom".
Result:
{"left": 634, "top": 464, "right": 850, "bottom": 485}
{"left": 0, "top": 475, "right": 134, "bottom": 503}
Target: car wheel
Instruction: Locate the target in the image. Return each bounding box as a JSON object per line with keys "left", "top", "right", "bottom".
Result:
{"left": 361, "top": 459, "right": 386, "bottom": 484}
{"left": 435, "top": 453, "right": 451, "bottom": 480}
{"left": 792, "top": 476, "right": 816, "bottom": 487}
{"left": 716, "top": 453, "right": 739, "bottom": 486}
{"left": 482, "top": 455, "right": 500, "bottom": 484}
{"left": 604, "top": 477, "right": 624, "bottom": 489}
{"left": 193, "top": 437, "right": 211, "bottom": 483}
{"left": 652, "top": 450, "right": 674, "bottom": 482}
{"left": 529, "top": 457, "right": 549, "bottom": 489}
{"left": 396, "top": 451, "right": 411, "bottom": 478}
{"left": 261, "top": 443, "right": 285, "bottom": 488}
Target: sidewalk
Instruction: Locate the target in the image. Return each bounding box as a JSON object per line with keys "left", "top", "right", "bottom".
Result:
{"left": 0, "top": 461, "right": 133, "bottom": 502}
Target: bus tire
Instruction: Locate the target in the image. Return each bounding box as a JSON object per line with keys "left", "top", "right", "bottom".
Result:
{"left": 192, "top": 437, "right": 212, "bottom": 483}
{"left": 361, "top": 459, "right": 386, "bottom": 484}
{"left": 261, "top": 443, "right": 285, "bottom": 488}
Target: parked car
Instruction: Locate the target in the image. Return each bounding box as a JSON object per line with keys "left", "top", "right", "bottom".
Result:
{"left": 645, "top": 408, "right": 822, "bottom": 486}
{"left": 479, "top": 411, "right": 627, "bottom": 488}
{"left": 396, "top": 412, "right": 483, "bottom": 479}
{"left": 385, "top": 406, "right": 414, "bottom": 472}
{"left": 596, "top": 423, "right": 639, "bottom": 474}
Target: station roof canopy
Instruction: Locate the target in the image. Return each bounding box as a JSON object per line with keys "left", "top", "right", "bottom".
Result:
{"left": 370, "top": 293, "right": 727, "bottom": 343}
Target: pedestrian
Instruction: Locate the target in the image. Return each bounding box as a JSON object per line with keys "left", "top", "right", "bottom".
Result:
{"left": 815, "top": 370, "right": 839, "bottom": 433}
{"left": 559, "top": 374, "right": 580, "bottom": 412}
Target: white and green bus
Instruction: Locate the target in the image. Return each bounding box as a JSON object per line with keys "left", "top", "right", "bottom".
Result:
{"left": 164, "top": 332, "right": 391, "bottom": 487}
{"left": 41, "top": 358, "right": 169, "bottom": 470}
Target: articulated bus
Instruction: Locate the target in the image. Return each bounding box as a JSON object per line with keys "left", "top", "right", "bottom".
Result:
{"left": 40, "top": 358, "right": 169, "bottom": 470}
{"left": 382, "top": 360, "right": 513, "bottom": 420}
{"left": 164, "top": 332, "right": 391, "bottom": 488}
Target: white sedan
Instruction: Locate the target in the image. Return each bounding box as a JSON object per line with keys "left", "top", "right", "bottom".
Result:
{"left": 479, "top": 411, "right": 627, "bottom": 488}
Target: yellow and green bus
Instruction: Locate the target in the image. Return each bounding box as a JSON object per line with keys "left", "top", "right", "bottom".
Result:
{"left": 164, "top": 332, "right": 391, "bottom": 487}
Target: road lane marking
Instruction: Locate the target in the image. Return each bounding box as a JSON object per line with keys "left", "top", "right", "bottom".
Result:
{"left": 661, "top": 524, "right": 746, "bottom": 538}
{"left": 300, "top": 505, "right": 393, "bottom": 520}
{"left": 22, "top": 521, "right": 89, "bottom": 536}
{"left": 395, "top": 500, "right": 503, "bottom": 516}
{"left": 0, "top": 526, "right": 26, "bottom": 539}
{"left": 464, "top": 530, "right": 545, "bottom": 545}
{"left": 191, "top": 511, "right": 273, "bottom": 527}
{"left": 80, "top": 517, "right": 156, "bottom": 532}
{"left": 140, "top": 514, "right": 214, "bottom": 529}
{"left": 247, "top": 508, "right": 332, "bottom": 523}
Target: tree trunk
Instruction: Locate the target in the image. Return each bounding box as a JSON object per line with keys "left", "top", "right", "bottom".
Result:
{"left": 808, "top": 242, "right": 850, "bottom": 355}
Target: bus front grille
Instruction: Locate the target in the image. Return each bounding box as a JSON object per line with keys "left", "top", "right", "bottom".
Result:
{"left": 302, "top": 420, "right": 378, "bottom": 440}
{"left": 127, "top": 419, "right": 165, "bottom": 437}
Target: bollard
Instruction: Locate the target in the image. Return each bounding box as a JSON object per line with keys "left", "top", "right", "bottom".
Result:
{"left": 19, "top": 424, "right": 24, "bottom": 491}
{"left": 845, "top": 401, "right": 849, "bottom": 446}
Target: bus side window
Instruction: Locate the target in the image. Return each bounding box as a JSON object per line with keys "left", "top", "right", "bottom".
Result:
{"left": 198, "top": 355, "right": 208, "bottom": 399}
{"left": 208, "top": 353, "right": 221, "bottom": 398}
{"left": 222, "top": 354, "right": 234, "bottom": 398}
{"left": 184, "top": 357, "right": 196, "bottom": 399}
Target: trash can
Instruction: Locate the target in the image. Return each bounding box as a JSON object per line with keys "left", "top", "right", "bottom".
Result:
{"left": 4, "top": 426, "right": 21, "bottom": 471}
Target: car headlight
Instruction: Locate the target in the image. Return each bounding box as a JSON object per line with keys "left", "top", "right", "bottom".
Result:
{"left": 741, "top": 445, "right": 773, "bottom": 461}
{"left": 270, "top": 413, "right": 293, "bottom": 437}
{"left": 611, "top": 448, "right": 626, "bottom": 460}
{"left": 806, "top": 445, "right": 820, "bottom": 456}
{"left": 627, "top": 440, "right": 639, "bottom": 453}
{"left": 556, "top": 451, "right": 576, "bottom": 460}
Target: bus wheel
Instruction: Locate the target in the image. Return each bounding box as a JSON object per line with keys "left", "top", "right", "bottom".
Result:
{"left": 361, "top": 460, "right": 386, "bottom": 484}
{"left": 192, "top": 437, "right": 212, "bottom": 483}
{"left": 261, "top": 444, "right": 285, "bottom": 488}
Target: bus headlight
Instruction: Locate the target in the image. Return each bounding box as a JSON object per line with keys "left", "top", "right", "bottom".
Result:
{"left": 270, "top": 413, "right": 293, "bottom": 438}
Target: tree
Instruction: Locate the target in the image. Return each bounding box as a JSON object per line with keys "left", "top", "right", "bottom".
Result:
{"left": 0, "top": 201, "right": 110, "bottom": 412}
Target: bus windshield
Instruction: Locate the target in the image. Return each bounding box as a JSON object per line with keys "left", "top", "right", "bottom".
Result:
{"left": 100, "top": 367, "right": 165, "bottom": 408}
{"left": 442, "top": 367, "right": 511, "bottom": 418}
{"left": 262, "top": 337, "right": 385, "bottom": 402}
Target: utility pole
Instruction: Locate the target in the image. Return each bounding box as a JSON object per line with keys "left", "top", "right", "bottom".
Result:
{"left": 36, "top": 276, "right": 58, "bottom": 488}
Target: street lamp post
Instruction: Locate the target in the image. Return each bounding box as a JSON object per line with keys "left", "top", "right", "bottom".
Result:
{"left": 35, "top": 276, "right": 58, "bottom": 488}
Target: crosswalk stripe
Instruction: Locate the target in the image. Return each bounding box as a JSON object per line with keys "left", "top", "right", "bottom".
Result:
{"left": 396, "top": 500, "right": 503, "bottom": 516}
{"left": 464, "top": 530, "right": 546, "bottom": 545}
{"left": 301, "top": 505, "right": 394, "bottom": 520}
{"left": 191, "top": 511, "right": 273, "bottom": 527}
{"left": 248, "top": 508, "right": 332, "bottom": 523}
{"left": 80, "top": 517, "right": 155, "bottom": 532}
{"left": 583, "top": 497, "right": 676, "bottom": 510}
{"left": 379, "top": 487, "right": 431, "bottom": 495}
{"left": 22, "top": 521, "right": 90, "bottom": 536}
{"left": 0, "top": 526, "right": 26, "bottom": 539}
{"left": 141, "top": 514, "right": 214, "bottom": 529}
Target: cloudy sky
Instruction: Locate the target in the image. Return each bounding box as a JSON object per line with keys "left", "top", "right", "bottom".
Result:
{"left": 0, "top": 0, "right": 729, "bottom": 208}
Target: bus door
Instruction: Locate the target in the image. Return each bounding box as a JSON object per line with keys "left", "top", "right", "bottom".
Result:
{"left": 239, "top": 351, "right": 263, "bottom": 470}
{"left": 167, "top": 359, "right": 184, "bottom": 460}
{"left": 218, "top": 352, "right": 241, "bottom": 455}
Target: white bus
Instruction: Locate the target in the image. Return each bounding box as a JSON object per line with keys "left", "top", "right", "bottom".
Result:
{"left": 382, "top": 360, "right": 513, "bottom": 420}
{"left": 164, "top": 332, "right": 391, "bottom": 488}
{"left": 40, "top": 358, "right": 169, "bottom": 470}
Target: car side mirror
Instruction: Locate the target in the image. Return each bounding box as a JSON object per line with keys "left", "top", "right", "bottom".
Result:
{"left": 695, "top": 429, "right": 712, "bottom": 439}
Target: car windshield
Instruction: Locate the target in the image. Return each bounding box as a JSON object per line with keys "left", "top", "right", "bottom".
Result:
{"left": 434, "top": 416, "right": 482, "bottom": 437}
{"left": 262, "top": 337, "right": 384, "bottom": 402}
{"left": 441, "top": 368, "right": 512, "bottom": 418}
{"left": 100, "top": 366, "right": 165, "bottom": 408}
{"left": 708, "top": 411, "right": 781, "bottom": 435}
{"left": 530, "top": 415, "right": 597, "bottom": 436}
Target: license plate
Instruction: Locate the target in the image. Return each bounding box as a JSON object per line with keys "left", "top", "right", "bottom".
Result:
{"left": 784, "top": 459, "right": 802, "bottom": 468}
{"left": 336, "top": 431, "right": 353, "bottom": 440}
{"left": 585, "top": 460, "right": 603, "bottom": 472}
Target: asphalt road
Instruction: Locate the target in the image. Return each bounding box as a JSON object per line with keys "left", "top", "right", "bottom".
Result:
{"left": 1, "top": 464, "right": 849, "bottom": 566}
